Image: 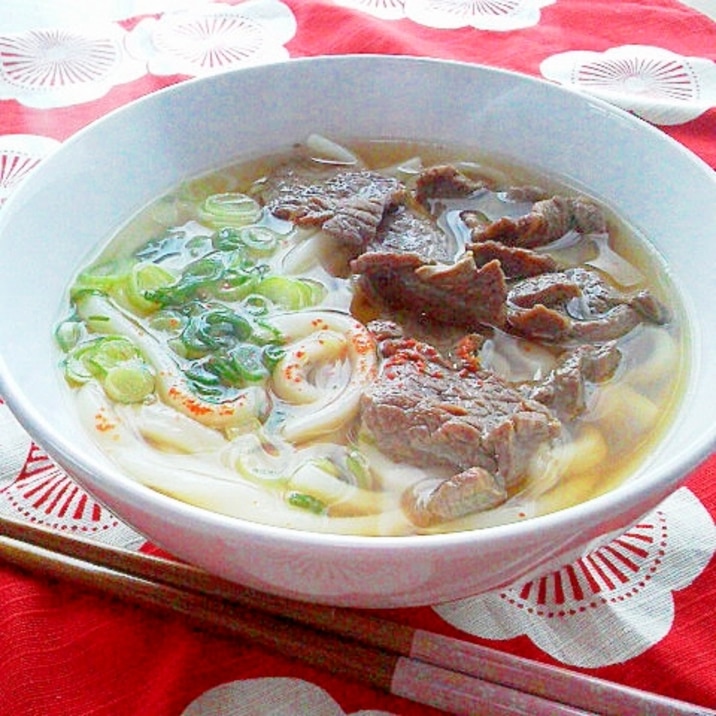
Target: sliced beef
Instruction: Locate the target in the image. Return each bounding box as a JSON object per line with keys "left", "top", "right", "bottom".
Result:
{"left": 365, "top": 319, "right": 405, "bottom": 344}
{"left": 351, "top": 251, "right": 507, "bottom": 329}
{"left": 529, "top": 342, "right": 622, "bottom": 420}
{"left": 402, "top": 468, "right": 508, "bottom": 528}
{"left": 471, "top": 195, "right": 608, "bottom": 249}
{"left": 360, "top": 339, "right": 562, "bottom": 523}
{"left": 260, "top": 168, "right": 404, "bottom": 249}
{"left": 373, "top": 204, "right": 456, "bottom": 263}
{"left": 505, "top": 267, "right": 669, "bottom": 343}
{"left": 322, "top": 195, "right": 387, "bottom": 248}
{"left": 501, "top": 185, "right": 548, "bottom": 203}
{"left": 629, "top": 290, "right": 671, "bottom": 324}
{"left": 507, "top": 304, "right": 573, "bottom": 342}
{"left": 414, "top": 165, "right": 486, "bottom": 207}
{"left": 471, "top": 241, "right": 558, "bottom": 279}
{"left": 508, "top": 270, "right": 587, "bottom": 310}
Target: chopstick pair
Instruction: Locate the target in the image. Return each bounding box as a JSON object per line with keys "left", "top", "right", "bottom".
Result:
{"left": 0, "top": 516, "right": 712, "bottom": 716}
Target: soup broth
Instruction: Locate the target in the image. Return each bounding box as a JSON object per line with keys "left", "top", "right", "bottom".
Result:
{"left": 56, "top": 137, "right": 686, "bottom": 535}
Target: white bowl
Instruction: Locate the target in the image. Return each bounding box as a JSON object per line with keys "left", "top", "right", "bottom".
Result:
{"left": 0, "top": 56, "right": 714, "bottom": 607}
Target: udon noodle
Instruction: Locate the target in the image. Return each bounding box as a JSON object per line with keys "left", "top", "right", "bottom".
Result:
{"left": 55, "top": 137, "right": 685, "bottom": 535}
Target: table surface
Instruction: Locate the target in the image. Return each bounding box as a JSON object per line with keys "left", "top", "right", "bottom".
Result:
{"left": 1, "top": 1, "right": 715, "bottom": 714}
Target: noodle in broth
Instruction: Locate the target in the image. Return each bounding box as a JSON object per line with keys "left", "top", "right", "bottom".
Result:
{"left": 55, "top": 138, "right": 686, "bottom": 535}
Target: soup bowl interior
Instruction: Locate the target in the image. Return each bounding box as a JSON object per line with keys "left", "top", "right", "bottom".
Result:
{"left": 0, "top": 56, "right": 714, "bottom": 607}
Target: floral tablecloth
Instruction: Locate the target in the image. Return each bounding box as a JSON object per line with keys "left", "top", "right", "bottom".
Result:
{"left": 1, "top": 1, "right": 715, "bottom": 713}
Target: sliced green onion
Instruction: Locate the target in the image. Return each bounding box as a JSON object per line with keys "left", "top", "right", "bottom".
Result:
{"left": 145, "top": 252, "right": 262, "bottom": 305}
{"left": 254, "top": 276, "right": 325, "bottom": 310}
{"left": 134, "top": 230, "right": 187, "bottom": 263}
{"left": 345, "top": 449, "right": 375, "bottom": 490}
{"left": 230, "top": 343, "right": 270, "bottom": 383}
{"left": 55, "top": 320, "right": 84, "bottom": 352}
{"left": 286, "top": 491, "right": 327, "bottom": 515}
{"left": 64, "top": 340, "right": 105, "bottom": 384}
{"left": 250, "top": 318, "right": 283, "bottom": 346}
{"left": 62, "top": 335, "right": 153, "bottom": 402}
{"left": 87, "top": 336, "right": 143, "bottom": 378}
{"left": 230, "top": 433, "right": 289, "bottom": 484}
{"left": 242, "top": 294, "right": 272, "bottom": 316}
{"left": 180, "top": 173, "right": 235, "bottom": 203}
{"left": 103, "top": 364, "right": 155, "bottom": 403}
{"left": 262, "top": 342, "right": 285, "bottom": 369}
{"left": 70, "top": 259, "right": 132, "bottom": 298}
{"left": 289, "top": 460, "right": 349, "bottom": 505}
{"left": 178, "top": 305, "right": 254, "bottom": 358}
{"left": 126, "top": 262, "right": 176, "bottom": 314}
{"left": 212, "top": 225, "right": 279, "bottom": 257}
{"left": 185, "top": 235, "right": 214, "bottom": 258}
{"left": 147, "top": 309, "right": 186, "bottom": 336}
{"left": 212, "top": 227, "right": 244, "bottom": 252}
{"left": 183, "top": 363, "right": 228, "bottom": 400}
{"left": 238, "top": 226, "right": 279, "bottom": 255}
{"left": 213, "top": 262, "right": 262, "bottom": 302}
{"left": 198, "top": 193, "right": 262, "bottom": 228}
{"left": 201, "top": 343, "right": 270, "bottom": 387}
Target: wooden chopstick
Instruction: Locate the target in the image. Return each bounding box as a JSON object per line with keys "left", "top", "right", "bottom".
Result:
{"left": 0, "top": 516, "right": 713, "bottom": 716}
{"left": 0, "top": 526, "right": 586, "bottom": 716}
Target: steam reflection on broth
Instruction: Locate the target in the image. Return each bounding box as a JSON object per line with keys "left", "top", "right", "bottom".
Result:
{"left": 55, "top": 137, "right": 686, "bottom": 536}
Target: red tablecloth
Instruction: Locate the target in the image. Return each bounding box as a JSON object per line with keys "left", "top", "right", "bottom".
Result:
{"left": 1, "top": 1, "right": 715, "bottom": 713}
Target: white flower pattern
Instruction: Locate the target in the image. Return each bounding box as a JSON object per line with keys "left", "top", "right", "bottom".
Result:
{"left": 126, "top": 0, "right": 296, "bottom": 77}
{"left": 0, "top": 0, "right": 209, "bottom": 32}
{"left": 181, "top": 677, "right": 396, "bottom": 715}
{"left": 0, "top": 23, "right": 146, "bottom": 109}
{"left": 333, "top": 0, "right": 555, "bottom": 30}
{"left": 0, "top": 401, "right": 145, "bottom": 549}
{"left": 434, "top": 488, "right": 716, "bottom": 667}
{"left": 540, "top": 45, "right": 716, "bottom": 125}
{"left": 0, "top": 2, "right": 297, "bottom": 108}
{"left": 0, "top": 134, "right": 61, "bottom": 206}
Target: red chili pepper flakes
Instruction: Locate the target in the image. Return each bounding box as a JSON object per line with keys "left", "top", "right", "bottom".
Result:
{"left": 283, "top": 364, "right": 302, "bottom": 384}
{"left": 168, "top": 385, "right": 213, "bottom": 416}
{"left": 94, "top": 408, "right": 117, "bottom": 434}
{"left": 455, "top": 334, "right": 482, "bottom": 373}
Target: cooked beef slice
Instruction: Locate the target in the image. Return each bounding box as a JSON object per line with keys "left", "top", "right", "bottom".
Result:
{"left": 507, "top": 304, "right": 574, "bottom": 342}
{"left": 259, "top": 167, "right": 404, "bottom": 248}
{"left": 351, "top": 251, "right": 507, "bottom": 329}
{"left": 360, "top": 339, "right": 562, "bottom": 490}
{"left": 322, "top": 195, "right": 388, "bottom": 248}
{"left": 401, "top": 467, "right": 508, "bottom": 528}
{"left": 471, "top": 195, "right": 608, "bottom": 248}
{"left": 365, "top": 319, "right": 406, "bottom": 344}
{"left": 628, "top": 290, "right": 671, "bottom": 324}
{"left": 501, "top": 185, "right": 548, "bottom": 203}
{"left": 414, "top": 164, "right": 486, "bottom": 206}
{"left": 373, "top": 204, "right": 456, "bottom": 263}
{"left": 366, "top": 318, "right": 488, "bottom": 368}
{"left": 508, "top": 271, "right": 583, "bottom": 309}
{"left": 528, "top": 342, "right": 622, "bottom": 420}
{"left": 471, "top": 241, "right": 558, "bottom": 279}
{"left": 505, "top": 267, "right": 669, "bottom": 343}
